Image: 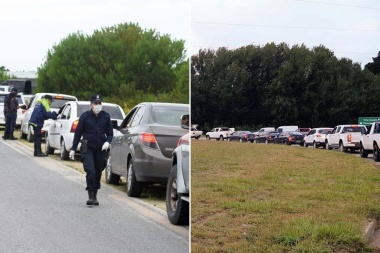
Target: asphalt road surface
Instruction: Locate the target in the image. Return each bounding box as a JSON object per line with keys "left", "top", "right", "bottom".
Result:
{"left": 0, "top": 140, "right": 189, "bottom": 253}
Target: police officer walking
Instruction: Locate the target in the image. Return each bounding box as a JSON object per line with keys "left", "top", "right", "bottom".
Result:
{"left": 29, "top": 95, "right": 58, "bottom": 157}
{"left": 2, "top": 88, "right": 20, "bottom": 140}
{"left": 69, "top": 94, "right": 113, "bottom": 206}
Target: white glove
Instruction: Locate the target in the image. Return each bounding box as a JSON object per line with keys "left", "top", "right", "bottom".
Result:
{"left": 102, "top": 142, "right": 110, "bottom": 151}
{"left": 69, "top": 150, "right": 75, "bottom": 160}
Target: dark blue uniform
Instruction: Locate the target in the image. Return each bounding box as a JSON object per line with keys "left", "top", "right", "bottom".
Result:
{"left": 71, "top": 110, "right": 113, "bottom": 191}
{"left": 3, "top": 93, "right": 19, "bottom": 140}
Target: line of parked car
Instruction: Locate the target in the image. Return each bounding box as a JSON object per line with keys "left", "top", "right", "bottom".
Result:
{"left": 13, "top": 92, "right": 189, "bottom": 225}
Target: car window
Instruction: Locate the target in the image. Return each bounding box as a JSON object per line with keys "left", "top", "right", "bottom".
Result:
{"left": 61, "top": 105, "right": 71, "bottom": 119}
{"left": 78, "top": 104, "right": 90, "bottom": 116}
{"left": 121, "top": 107, "right": 139, "bottom": 128}
{"left": 102, "top": 105, "right": 124, "bottom": 119}
{"left": 50, "top": 97, "right": 77, "bottom": 109}
{"left": 152, "top": 107, "right": 189, "bottom": 126}
{"left": 130, "top": 105, "right": 145, "bottom": 127}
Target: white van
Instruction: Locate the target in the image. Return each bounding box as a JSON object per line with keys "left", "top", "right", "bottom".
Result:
{"left": 253, "top": 127, "right": 276, "bottom": 137}
{"left": 277, "top": 125, "right": 299, "bottom": 133}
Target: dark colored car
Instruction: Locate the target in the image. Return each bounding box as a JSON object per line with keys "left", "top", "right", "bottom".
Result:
{"left": 228, "top": 131, "right": 254, "bottom": 143}
{"left": 105, "top": 102, "right": 189, "bottom": 197}
{"left": 254, "top": 131, "right": 279, "bottom": 143}
{"left": 273, "top": 131, "right": 304, "bottom": 145}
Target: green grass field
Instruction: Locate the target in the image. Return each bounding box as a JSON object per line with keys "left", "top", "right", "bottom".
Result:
{"left": 191, "top": 141, "right": 380, "bottom": 252}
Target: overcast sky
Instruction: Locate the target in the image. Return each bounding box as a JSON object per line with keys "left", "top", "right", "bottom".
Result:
{"left": 191, "top": 0, "right": 380, "bottom": 67}
{"left": 0, "top": 0, "right": 190, "bottom": 72}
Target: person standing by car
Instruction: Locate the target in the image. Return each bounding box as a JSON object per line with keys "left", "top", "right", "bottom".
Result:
{"left": 69, "top": 94, "right": 113, "bottom": 206}
{"left": 2, "top": 88, "right": 20, "bottom": 140}
{"left": 29, "top": 95, "right": 58, "bottom": 157}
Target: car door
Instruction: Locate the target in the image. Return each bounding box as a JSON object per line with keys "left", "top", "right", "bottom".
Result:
{"left": 330, "top": 126, "right": 340, "bottom": 146}
{"left": 304, "top": 129, "right": 315, "bottom": 145}
{"left": 112, "top": 106, "right": 140, "bottom": 176}
{"left": 21, "top": 95, "right": 36, "bottom": 134}
{"left": 50, "top": 104, "right": 69, "bottom": 148}
{"left": 59, "top": 103, "right": 74, "bottom": 149}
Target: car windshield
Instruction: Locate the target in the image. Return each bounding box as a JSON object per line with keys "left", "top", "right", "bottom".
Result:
{"left": 318, "top": 129, "right": 332, "bottom": 134}
{"left": 51, "top": 98, "right": 77, "bottom": 109}
{"left": 152, "top": 106, "right": 189, "bottom": 126}
{"left": 77, "top": 104, "right": 124, "bottom": 119}
{"left": 342, "top": 126, "right": 366, "bottom": 133}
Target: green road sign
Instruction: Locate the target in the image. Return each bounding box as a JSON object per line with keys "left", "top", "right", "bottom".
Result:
{"left": 358, "top": 117, "right": 380, "bottom": 125}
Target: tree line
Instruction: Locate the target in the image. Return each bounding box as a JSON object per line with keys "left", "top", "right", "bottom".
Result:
{"left": 191, "top": 43, "right": 380, "bottom": 132}
{"left": 36, "top": 22, "right": 188, "bottom": 112}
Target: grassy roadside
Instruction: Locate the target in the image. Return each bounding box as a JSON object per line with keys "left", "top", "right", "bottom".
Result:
{"left": 191, "top": 141, "right": 380, "bottom": 252}
{"left": 1, "top": 127, "right": 166, "bottom": 210}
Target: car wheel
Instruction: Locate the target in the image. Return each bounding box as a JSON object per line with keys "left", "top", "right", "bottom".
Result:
{"left": 253, "top": 139, "right": 257, "bottom": 144}
{"left": 20, "top": 126, "right": 27, "bottom": 139}
{"left": 313, "top": 141, "right": 318, "bottom": 149}
{"left": 60, "top": 139, "right": 69, "bottom": 160}
{"left": 45, "top": 132, "right": 55, "bottom": 155}
{"left": 374, "top": 143, "right": 380, "bottom": 162}
{"left": 105, "top": 154, "right": 120, "bottom": 184}
{"left": 239, "top": 138, "right": 242, "bottom": 143}
{"left": 326, "top": 141, "right": 332, "bottom": 150}
{"left": 206, "top": 135, "right": 210, "bottom": 140}
{"left": 228, "top": 138, "right": 231, "bottom": 142}
{"left": 195, "top": 136, "right": 200, "bottom": 140}
{"left": 303, "top": 141, "right": 308, "bottom": 148}
{"left": 27, "top": 125, "right": 34, "bottom": 142}
{"left": 219, "top": 135, "right": 224, "bottom": 141}
{"left": 166, "top": 164, "right": 189, "bottom": 225}
{"left": 339, "top": 142, "right": 347, "bottom": 152}
{"left": 126, "top": 160, "right": 143, "bottom": 197}
{"left": 265, "top": 140, "right": 268, "bottom": 144}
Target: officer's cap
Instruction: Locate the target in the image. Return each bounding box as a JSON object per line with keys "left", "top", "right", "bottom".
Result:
{"left": 90, "top": 94, "right": 102, "bottom": 103}
{"left": 44, "top": 95, "right": 54, "bottom": 101}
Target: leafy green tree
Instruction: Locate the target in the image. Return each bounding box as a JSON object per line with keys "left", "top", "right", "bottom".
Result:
{"left": 37, "top": 23, "right": 188, "bottom": 110}
{"left": 365, "top": 51, "right": 380, "bottom": 75}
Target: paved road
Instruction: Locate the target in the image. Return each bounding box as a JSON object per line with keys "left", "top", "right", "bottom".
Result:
{"left": 0, "top": 140, "right": 189, "bottom": 253}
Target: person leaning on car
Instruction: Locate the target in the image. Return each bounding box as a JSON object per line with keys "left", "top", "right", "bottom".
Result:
{"left": 2, "top": 88, "right": 19, "bottom": 140}
{"left": 69, "top": 94, "right": 113, "bottom": 206}
{"left": 29, "top": 95, "right": 58, "bottom": 157}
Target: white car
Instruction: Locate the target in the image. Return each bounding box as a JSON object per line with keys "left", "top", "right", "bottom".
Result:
{"left": 0, "top": 92, "right": 30, "bottom": 126}
{"left": 166, "top": 115, "right": 189, "bottom": 225}
{"left": 45, "top": 101, "right": 126, "bottom": 160}
{"left": 20, "top": 93, "right": 78, "bottom": 142}
{"left": 303, "top": 127, "right": 333, "bottom": 149}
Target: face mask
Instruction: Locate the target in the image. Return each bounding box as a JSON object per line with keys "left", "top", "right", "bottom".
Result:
{"left": 93, "top": 105, "right": 102, "bottom": 114}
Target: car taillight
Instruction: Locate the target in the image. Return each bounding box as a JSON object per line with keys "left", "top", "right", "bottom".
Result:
{"left": 347, "top": 134, "right": 352, "bottom": 142}
{"left": 316, "top": 134, "right": 321, "bottom": 138}
{"left": 139, "top": 132, "right": 159, "bottom": 149}
{"left": 71, "top": 120, "right": 79, "bottom": 133}
{"left": 22, "top": 110, "right": 26, "bottom": 114}
{"left": 288, "top": 136, "right": 293, "bottom": 141}
{"left": 178, "top": 138, "right": 189, "bottom": 146}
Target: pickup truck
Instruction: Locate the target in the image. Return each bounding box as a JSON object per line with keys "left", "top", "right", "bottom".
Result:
{"left": 205, "top": 127, "right": 234, "bottom": 141}
{"left": 191, "top": 125, "right": 203, "bottom": 139}
{"left": 325, "top": 124, "right": 367, "bottom": 152}
{"left": 359, "top": 122, "right": 380, "bottom": 161}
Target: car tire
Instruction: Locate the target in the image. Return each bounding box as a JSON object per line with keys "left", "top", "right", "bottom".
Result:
{"left": 313, "top": 141, "right": 318, "bottom": 149}
{"left": 206, "top": 135, "right": 210, "bottom": 140}
{"left": 374, "top": 143, "right": 380, "bottom": 162}
{"left": 326, "top": 141, "right": 332, "bottom": 150}
{"left": 20, "top": 126, "right": 27, "bottom": 139}
{"left": 265, "top": 140, "right": 268, "bottom": 144}
{"left": 339, "top": 141, "right": 347, "bottom": 152}
{"left": 239, "top": 138, "right": 242, "bottom": 143}
{"left": 27, "top": 125, "right": 34, "bottom": 142}
{"left": 195, "top": 136, "right": 200, "bottom": 140}
{"left": 219, "top": 135, "right": 224, "bottom": 141}
{"left": 105, "top": 154, "right": 120, "bottom": 184}
{"left": 60, "top": 139, "right": 69, "bottom": 160}
{"left": 228, "top": 138, "right": 231, "bottom": 142}
{"left": 303, "top": 141, "right": 308, "bottom": 148}
{"left": 45, "top": 132, "right": 55, "bottom": 155}
{"left": 126, "top": 160, "right": 143, "bottom": 197}
{"left": 166, "top": 165, "right": 189, "bottom": 225}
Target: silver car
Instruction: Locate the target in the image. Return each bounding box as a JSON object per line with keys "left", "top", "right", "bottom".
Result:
{"left": 105, "top": 102, "right": 189, "bottom": 198}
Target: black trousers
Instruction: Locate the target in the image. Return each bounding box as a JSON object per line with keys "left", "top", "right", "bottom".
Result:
{"left": 4, "top": 113, "right": 17, "bottom": 138}
{"left": 81, "top": 148, "right": 106, "bottom": 191}
{"left": 32, "top": 125, "right": 42, "bottom": 155}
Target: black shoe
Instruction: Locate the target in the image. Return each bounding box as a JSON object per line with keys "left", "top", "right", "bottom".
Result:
{"left": 37, "top": 153, "right": 48, "bottom": 157}
{"left": 93, "top": 190, "right": 99, "bottom": 206}
{"left": 9, "top": 137, "right": 18, "bottom": 140}
{"left": 2, "top": 136, "right": 9, "bottom": 140}
{"left": 86, "top": 191, "right": 95, "bottom": 205}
